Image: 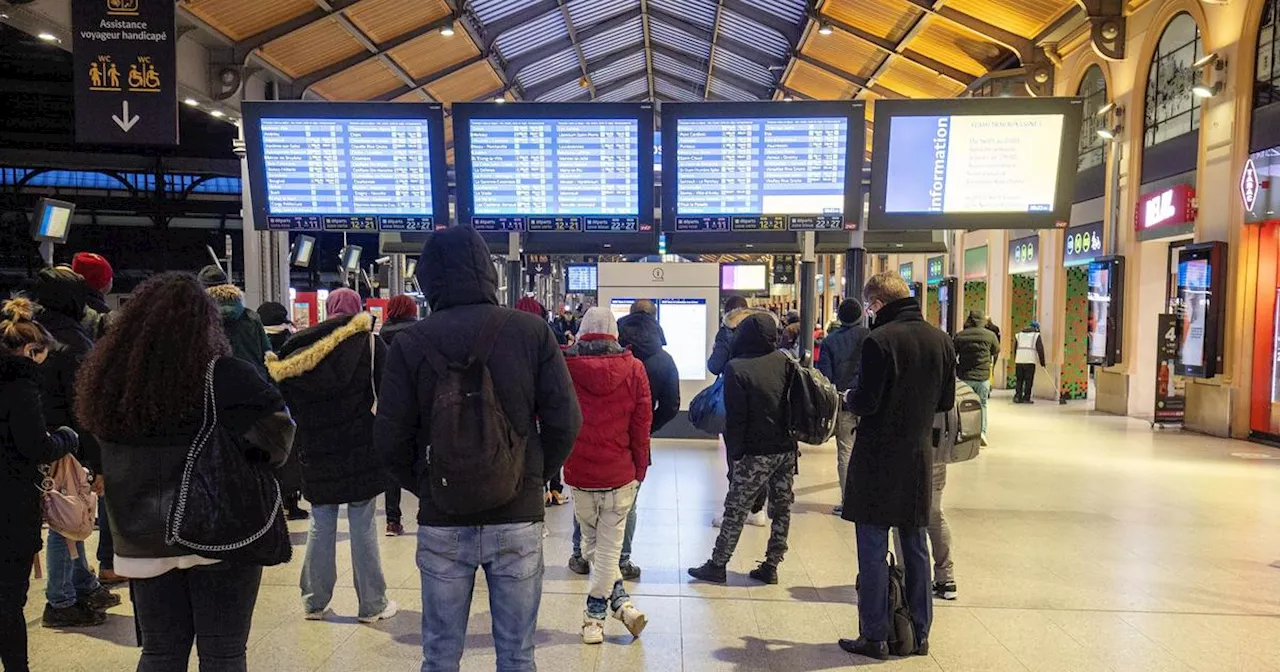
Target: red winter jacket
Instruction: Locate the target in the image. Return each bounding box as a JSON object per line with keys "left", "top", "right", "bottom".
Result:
{"left": 562, "top": 334, "right": 652, "bottom": 489}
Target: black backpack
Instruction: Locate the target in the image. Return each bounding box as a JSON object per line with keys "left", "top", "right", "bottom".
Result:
{"left": 784, "top": 358, "right": 840, "bottom": 445}
{"left": 855, "top": 553, "right": 917, "bottom": 657}
{"left": 419, "top": 311, "right": 527, "bottom": 515}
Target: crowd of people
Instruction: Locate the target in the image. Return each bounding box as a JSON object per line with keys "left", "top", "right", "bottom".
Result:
{"left": 0, "top": 227, "right": 1020, "bottom": 670}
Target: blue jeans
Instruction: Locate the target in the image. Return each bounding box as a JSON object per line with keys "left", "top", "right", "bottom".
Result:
{"left": 417, "top": 522, "right": 544, "bottom": 672}
{"left": 854, "top": 525, "right": 932, "bottom": 642}
{"left": 962, "top": 379, "right": 991, "bottom": 435}
{"left": 45, "top": 530, "right": 101, "bottom": 608}
{"left": 300, "top": 498, "right": 388, "bottom": 619}
{"left": 572, "top": 485, "right": 639, "bottom": 563}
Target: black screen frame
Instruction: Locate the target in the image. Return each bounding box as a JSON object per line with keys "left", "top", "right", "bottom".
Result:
{"left": 1086, "top": 255, "right": 1125, "bottom": 367}
{"left": 1174, "top": 242, "right": 1226, "bottom": 378}
{"left": 241, "top": 101, "right": 451, "bottom": 232}
{"left": 660, "top": 100, "right": 865, "bottom": 245}
{"left": 719, "top": 262, "right": 769, "bottom": 292}
{"left": 867, "top": 97, "right": 1084, "bottom": 231}
{"left": 565, "top": 263, "right": 599, "bottom": 293}
{"left": 30, "top": 197, "right": 76, "bottom": 244}
{"left": 290, "top": 234, "right": 317, "bottom": 268}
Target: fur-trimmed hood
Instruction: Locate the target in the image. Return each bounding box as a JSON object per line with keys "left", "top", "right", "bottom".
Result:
{"left": 266, "top": 312, "right": 373, "bottom": 389}
{"left": 724, "top": 306, "right": 776, "bottom": 330}
{"left": 207, "top": 283, "right": 247, "bottom": 320}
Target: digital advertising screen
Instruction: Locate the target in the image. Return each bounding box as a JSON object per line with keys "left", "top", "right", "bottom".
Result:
{"left": 453, "top": 103, "right": 655, "bottom": 234}
{"left": 868, "top": 97, "right": 1083, "bottom": 230}
{"left": 566, "top": 264, "right": 598, "bottom": 293}
{"left": 1174, "top": 243, "right": 1225, "bottom": 378}
{"left": 657, "top": 298, "right": 708, "bottom": 381}
{"left": 31, "top": 198, "right": 75, "bottom": 243}
{"left": 242, "top": 102, "right": 450, "bottom": 232}
{"left": 1086, "top": 256, "right": 1125, "bottom": 367}
{"left": 661, "top": 101, "right": 864, "bottom": 234}
{"left": 720, "top": 264, "right": 768, "bottom": 292}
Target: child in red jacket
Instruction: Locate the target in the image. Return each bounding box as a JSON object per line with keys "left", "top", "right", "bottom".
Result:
{"left": 562, "top": 307, "right": 652, "bottom": 645}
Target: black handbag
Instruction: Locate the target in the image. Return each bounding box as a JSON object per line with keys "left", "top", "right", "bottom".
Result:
{"left": 165, "top": 359, "right": 291, "bottom": 566}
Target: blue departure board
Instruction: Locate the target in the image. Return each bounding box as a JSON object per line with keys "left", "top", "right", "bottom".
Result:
{"left": 674, "top": 117, "right": 849, "bottom": 232}
{"left": 468, "top": 118, "right": 643, "bottom": 232}
{"left": 258, "top": 118, "right": 436, "bottom": 232}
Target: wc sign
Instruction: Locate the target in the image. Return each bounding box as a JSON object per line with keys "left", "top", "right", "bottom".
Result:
{"left": 1136, "top": 184, "right": 1195, "bottom": 233}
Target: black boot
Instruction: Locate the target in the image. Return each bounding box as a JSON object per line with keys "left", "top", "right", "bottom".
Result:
{"left": 748, "top": 562, "right": 778, "bottom": 585}
{"left": 687, "top": 561, "right": 727, "bottom": 584}
{"left": 838, "top": 637, "right": 889, "bottom": 660}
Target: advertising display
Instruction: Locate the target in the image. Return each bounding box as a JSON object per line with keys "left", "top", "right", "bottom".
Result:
{"left": 926, "top": 256, "right": 945, "bottom": 285}
{"left": 899, "top": 262, "right": 914, "bottom": 284}
{"left": 868, "top": 97, "right": 1083, "bottom": 230}
{"left": 1064, "top": 221, "right": 1104, "bottom": 267}
{"left": 1135, "top": 184, "right": 1196, "bottom": 239}
{"left": 657, "top": 299, "right": 708, "bottom": 381}
{"left": 661, "top": 101, "right": 864, "bottom": 233}
{"left": 31, "top": 198, "right": 75, "bottom": 244}
{"left": 454, "top": 102, "right": 654, "bottom": 235}
{"left": 1086, "top": 256, "right": 1125, "bottom": 366}
{"left": 566, "top": 263, "right": 598, "bottom": 293}
{"left": 720, "top": 264, "right": 768, "bottom": 292}
{"left": 242, "top": 102, "right": 451, "bottom": 232}
{"left": 964, "top": 246, "right": 988, "bottom": 280}
{"left": 1155, "top": 313, "right": 1187, "bottom": 424}
{"left": 1008, "top": 235, "right": 1040, "bottom": 275}
{"left": 1175, "top": 242, "right": 1226, "bottom": 378}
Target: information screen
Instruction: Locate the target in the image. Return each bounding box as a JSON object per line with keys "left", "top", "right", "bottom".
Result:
{"left": 1177, "top": 258, "right": 1210, "bottom": 370}
{"left": 566, "top": 264, "right": 598, "bottom": 293}
{"left": 672, "top": 117, "right": 848, "bottom": 232}
{"left": 883, "top": 114, "right": 1064, "bottom": 214}
{"left": 34, "top": 201, "right": 73, "bottom": 242}
{"left": 257, "top": 118, "right": 436, "bottom": 231}
{"left": 1087, "top": 263, "right": 1112, "bottom": 363}
{"left": 468, "top": 118, "right": 641, "bottom": 232}
{"left": 721, "top": 264, "right": 768, "bottom": 291}
{"left": 657, "top": 298, "right": 708, "bottom": 381}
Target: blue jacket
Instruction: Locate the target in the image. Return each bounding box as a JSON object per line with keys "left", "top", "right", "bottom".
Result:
{"left": 817, "top": 323, "right": 869, "bottom": 392}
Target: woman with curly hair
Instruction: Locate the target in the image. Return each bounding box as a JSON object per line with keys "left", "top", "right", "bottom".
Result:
{"left": 0, "top": 297, "right": 79, "bottom": 672}
{"left": 77, "top": 273, "right": 295, "bottom": 671}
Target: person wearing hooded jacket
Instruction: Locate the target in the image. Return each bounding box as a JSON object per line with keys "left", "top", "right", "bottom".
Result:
{"left": 201, "top": 265, "right": 273, "bottom": 381}
{"left": 267, "top": 287, "right": 397, "bottom": 624}
{"left": 563, "top": 307, "right": 653, "bottom": 644}
{"left": 374, "top": 226, "right": 582, "bottom": 670}
{"left": 256, "top": 301, "right": 310, "bottom": 521}
{"left": 816, "top": 298, "right": 870, "bottom": 516}
{"left": 689, "top": 311, "right": 797, "bottom": 586}
{"left": 257, "top": 301, "right": 294, "bottom": 353}
{"left": 376, "top": 294, "right": 419, "bottom": 536}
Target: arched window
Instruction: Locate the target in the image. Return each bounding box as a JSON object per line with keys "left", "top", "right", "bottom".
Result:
{"left": 1077, "top": 65, "right": 1108, "bottom": 171}
{"left": 1144, "top": 13, "right": 1203, "bottom": 147}
{"left": 1257, "top": 0, "right": 1279, "bottom": 108}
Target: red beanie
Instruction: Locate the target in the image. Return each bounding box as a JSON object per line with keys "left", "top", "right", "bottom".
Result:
{"left": 72, "top": 253, "right": 113, "bottom": 292}
{"left": 386, "top": 295, "right": 418, "bottom": 320}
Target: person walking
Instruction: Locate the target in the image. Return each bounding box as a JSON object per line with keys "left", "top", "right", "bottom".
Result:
{"left": 562, "top": 307, "right": 652, "bottom": 644}
{"left": 706, "top": 296, "right": 771, "bottom": 528}
{"left": 815, "top": 298, "right": 869, "bottom": 516}
{"left": 77, "top": 273, "right": 296, "bottom": 670}
{"left": 375, "top": 226, "right": 581, "bottom": 671}
{"left": 953, "top": 310, "right": 1000, "bottom": 444}
{"left": 30, "top": 267, "right": 121, "bottom": 627}
{"left": 688, "top": 311, "right": 797, "bottom": 586}
{"left": 1013, "top": 320, "right": 1046, "bottom": 403}
{"left": 267, "top": 288, "right": 397, "bottom": 624}
{"left": 201, "top": 266, "right": 273, "bottom": 381}
{"left": 377, "top": 295, "right": 419, "bottom": 537}
{"left": 838, "top": 272, "right": 955, "bottom": 660}
{"left": 0, "top": 297, "right": 79, "bottom": 672}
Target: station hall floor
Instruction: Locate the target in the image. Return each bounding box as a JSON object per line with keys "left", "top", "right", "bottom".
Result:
{"left": 24, "top": 390, "right": 1280, "bottom": 671}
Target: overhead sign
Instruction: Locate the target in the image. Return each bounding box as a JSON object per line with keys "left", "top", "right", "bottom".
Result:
{"left": 1008, "top": 235, "right": 1039, "bottom": 275}
{"left": 1063, "top": 221, "right": 1104, "bottom": 267}
{"left": 926, "top": 255, "right": 945, "bottom": 285}
{"left": 73, "top": 0, "right": 178, "bottom": 145}
{"left": 1242, "top": 158, "right": 1260, "bottom": 213}
{"left": 772, "top": 255, "right": 796, "bottom": 285}
{"left": 1135, "top": 184, "right": 1195, "bottom": 234}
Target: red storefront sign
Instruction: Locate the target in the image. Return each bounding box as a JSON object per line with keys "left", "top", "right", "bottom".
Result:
{"left": 1242, "top": 158, "right": 1260, "bottom": 212}
{"left": 1135, "top": 184, "right": 1196, "bottom": 232}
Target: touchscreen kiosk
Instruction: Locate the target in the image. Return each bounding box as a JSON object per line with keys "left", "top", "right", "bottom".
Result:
{"left": 1087, "top": 256, "right": 1125, "bottom": 367}
{"left": 242, "top": 101, "right": 450, "bottom": 232}
{"left": 1175, "top": 242, "right": 1226, "bottom": 378}
{"left": 31, "top": 198, "right": 75, "bottom": 244}
{"left": 869, "top": 97, "right": 1084, "bottom": 230}
{"left": 290, "top": 234, "right": 317, "bottom": 268}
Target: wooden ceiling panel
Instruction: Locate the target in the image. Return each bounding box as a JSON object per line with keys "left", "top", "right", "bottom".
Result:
{"left": 185, "top": 0, "right": 317, "bottom": 42}
{"left": 823, "top": 0, "right": 923, "bottom": 42}
{"left": 423, "top": 61, "right": 505, "bottom": 102}
{"left": 345, "top": 0, "right": 452, "bottom": 44}
{"left": 311, "top": 58, "right": 403, "bottom": 100}
{"left": 799, "top": 30, "right": 885, "bottom": 80}
{"left": 876, "top": 57, "right": 967, "bottom": 99}
{"left": 943, "top": 0, "right": 1074, "bottom": 40}
{"left": 784, "top": 60, "right": 860, "bottom": 100}
{"left": 257, "top": 18, "right": 367, "bottom": 79}
{"left": 388, "top": 30, "right": 480, "bottom": 80}
{"left": 392, "top": 90, "right": 429, "bottom": 102}
{"left": 908, "top": 17, "right": 1007, "bottom": 78}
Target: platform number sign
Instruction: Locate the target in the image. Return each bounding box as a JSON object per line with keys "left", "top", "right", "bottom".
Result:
{"left": 1063, "top": 221, "right": 1104, "bottom": 267}
{"left": 72, "top": 0, "right": 178, "bottom": 145}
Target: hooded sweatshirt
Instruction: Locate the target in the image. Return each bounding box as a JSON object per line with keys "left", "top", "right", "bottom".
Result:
{"left": 208, "top": 284, "right": 273, "bottom": 378}
{"left": 374, "top": 226, "right": 582, "bottom": 527}
{"left": 708, "top": 306, "right": 775, "bottom": 376}
{"left": 617, "top": 311, "right": 680, "bottom": 433}
{"left": 562, "top": 334, "right": 652, "bottom": 489}
{"left": 723, "top": 311, "right": 796, "bottom": 460}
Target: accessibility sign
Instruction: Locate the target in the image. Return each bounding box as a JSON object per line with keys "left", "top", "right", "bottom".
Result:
{"left": 72, "top": 0, "right": 177, "bottom": 145}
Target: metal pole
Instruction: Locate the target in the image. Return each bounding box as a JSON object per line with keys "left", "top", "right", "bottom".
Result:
{"left": 799, "top": 232, "right": 816, "bottom": 364}
{"left": 845, "top": 229, "right": 866, "bottom": 301}
{"left": 506, "top": 231, "right": 521, "bottom": 308}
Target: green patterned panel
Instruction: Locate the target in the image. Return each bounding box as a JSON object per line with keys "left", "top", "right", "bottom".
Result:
{"left": 1006, "top": 274, "right": 1037, "bottom": 387}
{"left": 1061, "top": 266, "right": 1088, "bottom": 400}
{"left": 963, "top": 280, "right": 987, "bottom": 319}
{"left": 926, "top": 285, "right": 942, "bottom": 328}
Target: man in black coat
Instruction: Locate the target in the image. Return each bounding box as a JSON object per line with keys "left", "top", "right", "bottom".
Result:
{"left": 816, "top": 298, "right": 869, "bottom": 515}
{"left": 374, "top": 227, "right": 582, "bottom": 670}
{"left": 839, "top": 272, "right": 956, "bottom": 660}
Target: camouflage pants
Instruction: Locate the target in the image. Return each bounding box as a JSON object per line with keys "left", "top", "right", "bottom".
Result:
{"left": 712, "top": 452, "right": 797, "bottom": 566}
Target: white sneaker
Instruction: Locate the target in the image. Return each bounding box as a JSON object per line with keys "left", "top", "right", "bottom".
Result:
{"left": 304, "top": 608, "right": 330, "bottom": 621}
{"left": 712, "top": 514, "right": 724, "bottom": 528}
{"left": 980, "top": 433, "right": 989, "bottom": 447}
{"left": 746, "top": 511, "right": 769, "bottom": 527}
{"left": 612, "top": 602, "right": 648, "bottom": 637}
{"left": 582, "top": 613, "right": 605, "bottom": 644}
{"left": 358, "top": 599, "right": 399, "bottom": 624}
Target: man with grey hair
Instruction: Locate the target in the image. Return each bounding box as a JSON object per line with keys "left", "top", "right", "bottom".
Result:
{"left": 839, "top": 271, "right": 955, "bottom": 660}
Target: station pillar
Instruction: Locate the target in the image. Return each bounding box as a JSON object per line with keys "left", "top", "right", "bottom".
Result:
{"left": 845, "top": 229, "right": 866, "bottom": 301}
{"left": 237, "top": 122, "right": 289, "bottom": 307}
{"left": 800, "top": 232, "right": 817, "bottom": 361}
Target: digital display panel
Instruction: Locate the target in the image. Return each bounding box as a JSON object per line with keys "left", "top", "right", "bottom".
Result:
{"left": 657, "top": 298, "right": 708, "bottom": 381}
{"left": 1087, "top": 262, "right": 1112, "bottom": 364}
{"left": 242, "top": 102, "right": 450, "bottom": 232}
{"left": 290, "top": 234, "right": 316, "bottom": 268}
{"left": 32, "top": 199, "right": 74, "bottom": 243}
{"left": 720, "top": 264, "right": 768, "bottom": 291}
{"left": 868, "top": 98, "right": 1083, "bottom": 230}
{"left": 1177, "top": 258, "right": 1210, "bottom": 371}
{"left": 566, "top": 264, "right": 598, "bottom": 293}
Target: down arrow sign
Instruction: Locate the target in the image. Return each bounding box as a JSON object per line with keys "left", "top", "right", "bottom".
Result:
{"left": 112, "top": 101, "right": 140, "bottom": 132}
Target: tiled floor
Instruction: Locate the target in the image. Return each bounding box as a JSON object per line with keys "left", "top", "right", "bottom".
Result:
{"left": 25, "top": 390, "right": 1280, "bottom": 670}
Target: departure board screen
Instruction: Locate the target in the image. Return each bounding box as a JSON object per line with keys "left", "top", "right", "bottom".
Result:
{"left": 673, "top": 117, "right": 849, "bottom": 232}
{"left": 467, "top": 119, "right": 643, "bottom": 232}
{"left": 247, "top": 110, "right": 446, "bottom": 232}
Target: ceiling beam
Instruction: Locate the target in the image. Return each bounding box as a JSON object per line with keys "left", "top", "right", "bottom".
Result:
{"left": 569, "top": 73, "right": 651, "bottom": 102}
{"left": 369, "top": 53, "right": 488, "bottom": 101}
{"left": 815, "top": 14, "right": 975, "bottom": 86}
{"left": 522, "top": 44, "right": 647, "bottom": 99}
{"left": 558, "top": 0, "right": 595, "bottom": 99}
{"left": 232, "top": 0, "right": 363, "bottom": 61}
{"left": 900, "top": 0, "right": 1034, "bottom": 62}
{"left": 650, "top": 44, "right": 770, "bottom": 99}
{"left": 703, "top": 1, "right": 724, "bottom": 100}
{"left": 640, "top": 0, "right": 656, "bottom": 100}
{"left": 503, "top": 8, "right": 644, "bottom": 79}
{"left": 794, "top": 53, "right": 868, "bottom": 87}
{"left": 477, "top": 0, "right": 561, "bottom": 50}
{"left": 647, "top": 6, "right": 782, "bottom": 66}
{"left": 287, "top": 14, "right": 457, "bottom": 95}
{"left": 448, "top": 0, "right": 523, "bottom": 99}
{"left": 720, "top": 0, "right": 804, "bottom": 49}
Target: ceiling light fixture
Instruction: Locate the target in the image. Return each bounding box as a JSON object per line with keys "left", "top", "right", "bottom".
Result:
{"left": 37, "top": 32, "right": 59, "bottom": 42}
{"left": 1095, "top": 102, "right": 1115, "bottom": 117}
{"left": 783, "top": 95, "right": 794, "bottom": 101}
{"left": 1192, "top": 53, "right": 1218, "bottom": 69}
{"left": 1096, "top": 127, "right": 1116, "bottom": 140}
{"left": 818, "top": 20, "right": 833, "bottom": 36}
{"left": 1192, "top": 82, "right": 1222, "bottom": 99}
{"left": 440, "top": 19, "right": 455, "bottom": 36}
{"left": 493, "top": 96, "right": 505, "bottom": 103}
{"left": 209, "top": 109, "right": 225, "bottom": 118}
{"left": 183, "top": 98, "right": 199, "bottom": 107}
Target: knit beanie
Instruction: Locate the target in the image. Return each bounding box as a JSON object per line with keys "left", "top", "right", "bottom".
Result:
{"left": 71, "top": 252, "right": 113, "bottom": 293}
{"left": 198, "top": 264, "right": 227, "bottom": 288}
